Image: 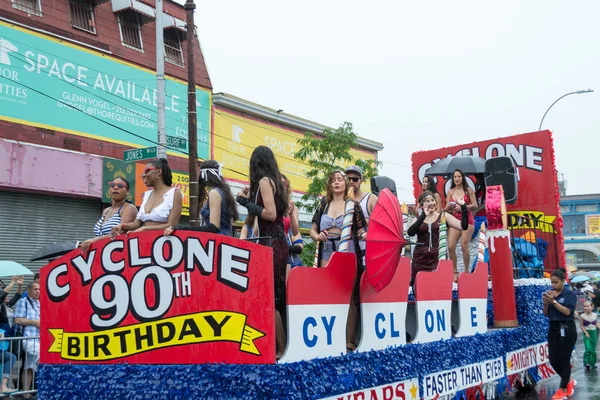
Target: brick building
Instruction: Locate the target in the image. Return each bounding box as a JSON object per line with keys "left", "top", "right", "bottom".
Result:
{"left": 0, "top": 0, "right": 212, "bottom": 273}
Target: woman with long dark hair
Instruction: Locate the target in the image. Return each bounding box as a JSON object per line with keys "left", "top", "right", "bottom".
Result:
{"left": 112, "top": 158, "right": 183, "bottom": 235}
{"left": 236, "top": 146, "right": 288, "bottom": 357}
{"left": 421, "top": 176, "right": 443, "bottom": 213}
{"left": 543, "top": 269, "right": 577, "bottom": 399}
{"left": 282, "top": 175, "right": 303, "bottom": 272}
{"left": 445, "top": 169, "right": 476, "bottom": 277}
{"left": 165, "top": 160, "right": 239, "bottom": 236}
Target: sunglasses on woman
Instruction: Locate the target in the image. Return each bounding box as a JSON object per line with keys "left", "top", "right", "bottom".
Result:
{"left": 109, "top": 182, "right": 128, "bottom": 189}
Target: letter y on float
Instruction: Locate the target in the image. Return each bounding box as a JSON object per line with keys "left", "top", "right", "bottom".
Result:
{"left": 278, "top": 252, "right": 356, "bottom": 363}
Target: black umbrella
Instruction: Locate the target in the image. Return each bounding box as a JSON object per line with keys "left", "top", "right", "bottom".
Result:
{"left": 30, "top": 241, "right": 80, "bottom": 262}
{"left": 425, "top": 156, "right": 486, "bottom": 177}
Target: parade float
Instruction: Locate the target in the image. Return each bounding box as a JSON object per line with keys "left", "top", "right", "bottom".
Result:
{"left": 38, "top": 130, "right": 562, "bottom": 399}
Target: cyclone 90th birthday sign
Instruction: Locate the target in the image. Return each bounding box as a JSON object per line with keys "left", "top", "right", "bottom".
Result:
{"left": 39, "top": 232, "right": 275, "bottom": 364}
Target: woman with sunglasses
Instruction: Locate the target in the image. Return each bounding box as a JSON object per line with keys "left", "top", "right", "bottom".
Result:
{"left": 164, "top": 160, "right": 238, "bottom": 236}
{"left": 80, "top": 177, "right": 137, "bottom": 253}
{"left": 112, "top": 158, "right": 183, "bottom": 236}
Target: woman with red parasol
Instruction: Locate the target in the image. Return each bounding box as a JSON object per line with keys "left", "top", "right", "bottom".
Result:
{"left": 407, "top": 190, "right": 469, "bottom": 285}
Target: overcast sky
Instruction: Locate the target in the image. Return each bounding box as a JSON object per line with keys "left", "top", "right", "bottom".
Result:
{"left": 194, "top": 1, "right": 598, "bottom": 203}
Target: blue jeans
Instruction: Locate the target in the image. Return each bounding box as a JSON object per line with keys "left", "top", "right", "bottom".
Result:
{"left": 1, "top": 350, "right": 16, "bottom": 379}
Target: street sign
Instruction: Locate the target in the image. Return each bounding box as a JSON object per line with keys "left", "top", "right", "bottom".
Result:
{"left": 124, "top": 147, "right": 157, "bottom": 162}
{"left": 167, "top": 136, "right": 187, "bottom": 151}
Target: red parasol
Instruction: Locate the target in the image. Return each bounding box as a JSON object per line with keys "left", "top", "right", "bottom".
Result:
{"left": 365, "top": 188, "right": 408, "bottom": 292}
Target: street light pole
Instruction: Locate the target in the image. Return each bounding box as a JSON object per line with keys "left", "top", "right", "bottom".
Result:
{"left": 538, "top": 89, "right": 593, "bottom": 131}
{"left": 155, "top": 0, "right": 167, "bottom": 159}
{"left": 185, "top": 0, "right": 199, "bottom": 225}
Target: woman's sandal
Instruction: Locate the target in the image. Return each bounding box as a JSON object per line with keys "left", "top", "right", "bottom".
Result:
{"left": 346, "top": 342, "right": 357, "bottom": 352}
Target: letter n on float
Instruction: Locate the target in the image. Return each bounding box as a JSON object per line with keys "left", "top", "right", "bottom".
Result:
{"left": 454, "top": 262, "right": 488, "bottom": 337}
{"left": 278, "top": 252, "right": 356, "bottom": 363}
{"left": 356, "top": 257, "right": 411, "bottom": 352}
{"left": 412, "top": 260, "right": 453, "bottom": 343}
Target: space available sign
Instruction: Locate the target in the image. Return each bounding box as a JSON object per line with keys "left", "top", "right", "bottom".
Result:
{"left": 0, "top": 21, "right": 210, "bottom": 158}
{"left": 40, "top": 231, "right": 275, "bottom": 364}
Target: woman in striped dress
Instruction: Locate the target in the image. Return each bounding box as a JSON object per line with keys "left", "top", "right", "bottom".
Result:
{"left": 80, "top": 177, "right": 137, "bottom": 253}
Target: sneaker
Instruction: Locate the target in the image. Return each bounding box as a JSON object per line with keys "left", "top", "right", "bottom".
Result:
{"left": 585, "top": 364, "right": 591, "bottom": 370}
{"left": 552, "top": 388, "right": 567, "bottom": 400}
{"left": 566, "top": 379, "right": 576, "bottom": 397}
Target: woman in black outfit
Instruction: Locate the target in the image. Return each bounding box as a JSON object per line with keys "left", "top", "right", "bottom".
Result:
{"left": 236, "top": 146, "right": 288, "bottom": 358}
{"left": 543, "top": 269, "right": 577, "bottom": 400}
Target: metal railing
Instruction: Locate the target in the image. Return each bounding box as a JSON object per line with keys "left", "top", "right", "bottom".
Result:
{"left": 509, "top": 217, "right": 560, "bottom": 278}
{"left": 0, "top": 336, "right": 39, "bottom": 398}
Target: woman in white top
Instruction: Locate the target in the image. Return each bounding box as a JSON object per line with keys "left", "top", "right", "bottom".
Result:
{"left": 112, "top": 158, "right": 183, "bottom": 235}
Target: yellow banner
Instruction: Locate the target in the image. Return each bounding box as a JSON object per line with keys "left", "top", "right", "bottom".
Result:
{"left": 213, "top": 109, "right": 376, "bottom": 192}
{"left": 507, "top": 211, "right": 556, "bottom": 233}
{"left": 48, "top": 311, "right": 265, "bottom": 361}
{"left": 172, "top": 171, "right": 190, "bottom": 216}
{"left": 586, "top": 215, "right": 600, "bottom": 235}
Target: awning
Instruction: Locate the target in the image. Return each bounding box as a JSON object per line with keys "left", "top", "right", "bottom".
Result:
{"left": 163, "top": 13, "right": 186, "bottom": 32}
{"left": 111, "top": 0, "right": 155, "bottom": 22}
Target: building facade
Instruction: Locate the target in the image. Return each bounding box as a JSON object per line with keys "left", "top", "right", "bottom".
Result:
{"left": 0, "top": 1, "right": 383, "bottom": 275}
{"left": 560, "top": 193, "right": 600, "bottom": 269}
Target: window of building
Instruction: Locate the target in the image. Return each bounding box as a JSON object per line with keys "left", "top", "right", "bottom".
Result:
{"left": 164, "top": 30, "right": 184, "bottom": 67}
{"left": 69, "top": 0, "right": 96, "bottom": 34}
{"left": 566, "top": 249, "right": 600, "bottom": 264}
{"left": 576, "top": 204, "right": 598, "bottom": 213}
{"left": 118, "top": 11, "right": 143, "bottom": 51}
{"left": 11, "top": 0, "right": 42, "bottom": 16}
{"left": 563, "top": 214, "right": 586, "bottom": 235}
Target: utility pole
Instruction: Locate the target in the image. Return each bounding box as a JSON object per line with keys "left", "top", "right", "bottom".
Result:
{"left": 185, "top": 0, "right": 199, "bottom": 225}
{"left": 156, "top": 0, "right": 167, "bottom": 159}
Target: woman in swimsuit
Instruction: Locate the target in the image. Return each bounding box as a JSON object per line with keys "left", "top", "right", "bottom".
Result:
{"left": 112, "top": 158, "right": 183, "bottom": 235}
{"left": 445, "top": 169, "right": 476, "bottom": 276}
{"left": 310, "top": 170, "right": 366, "bottom": 352}
{"left": 164, "top": 160, "right": 238, "bottom": 236}
{"left": 236, "top": 146, "right": 289, "bottom": 357}
{"left": 282, "top": 175, "right": 303, "bottom": 275}
{"left": 80, "top": 177, "right": 137, "bottom": 253}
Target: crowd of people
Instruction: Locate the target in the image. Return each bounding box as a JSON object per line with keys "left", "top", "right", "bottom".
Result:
{"left": 0, "top": 274, "right": 41, "bottom": 396}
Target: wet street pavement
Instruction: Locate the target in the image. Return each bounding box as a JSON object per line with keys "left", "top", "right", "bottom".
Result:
{"left": 509, "top": 335, "right": 600, "bottom": 400}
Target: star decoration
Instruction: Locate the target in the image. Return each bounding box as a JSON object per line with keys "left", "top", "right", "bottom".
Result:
{"left": 409, "top": 382, "right": 418, "bottom": 400}
{"left": 507, "top": 358, "right": 513, "bottom": 371}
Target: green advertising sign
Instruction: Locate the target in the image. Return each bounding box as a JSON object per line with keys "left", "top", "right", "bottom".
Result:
{"left": 102, "top": 158, "right": 137, "bottom": 204}
{"left": 0, "top": 21, "right": 210, "bottom": 158}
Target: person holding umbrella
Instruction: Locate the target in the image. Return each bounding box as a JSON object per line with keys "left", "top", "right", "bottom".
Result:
{"left": 445, "top": 169, "right": 477, "bottom": 277}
